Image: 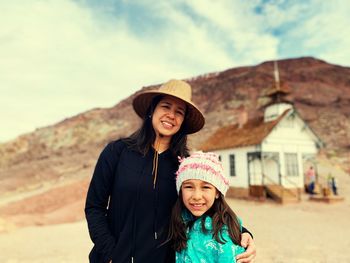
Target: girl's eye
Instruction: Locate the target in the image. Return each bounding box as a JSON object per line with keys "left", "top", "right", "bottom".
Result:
{"left": 183, "top": 185, "right": 193, "bottom": 189}
{"left": 203, "top": 185, "right": 212, "bottom": 189}
{"left": 176, "top": 110, "right": 185, "bottom": 116}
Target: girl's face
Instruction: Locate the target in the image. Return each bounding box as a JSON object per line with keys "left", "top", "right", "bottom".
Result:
{"left": 181, "top": 179, "right": 218, "bottom": 217}
{"left": 152, "top": 95, "right": 186, "bottom": 139}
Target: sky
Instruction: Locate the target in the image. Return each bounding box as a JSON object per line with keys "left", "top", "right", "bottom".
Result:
{"left": 1, "top": 0, "right": 349, "bottom": 142}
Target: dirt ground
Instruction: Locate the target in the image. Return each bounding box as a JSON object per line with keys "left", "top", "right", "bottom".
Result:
{"left": 0, "top": 194, "right": 349, "bottom": 263}
{"left": 0, "top": 158, "right": 349, "bottom": 263}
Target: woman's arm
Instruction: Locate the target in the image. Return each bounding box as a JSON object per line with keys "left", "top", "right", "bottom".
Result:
{"left": 236, "top": 232, "right": 256, "bottom": 263}
{"left": 85, "top": 141, "right": 124, "bottom": 263}
{"left": 241, "top": 226, "right": 253, "bottom": 238}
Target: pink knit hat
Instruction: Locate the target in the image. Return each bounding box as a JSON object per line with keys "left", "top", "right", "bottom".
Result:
{"left": 176, "top": 151, "right": 229, "bottom": 196}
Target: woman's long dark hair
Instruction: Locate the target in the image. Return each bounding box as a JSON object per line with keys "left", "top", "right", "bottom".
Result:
{"left": 124, "top": 95, "right": 190, "bottom": 158}
{"left": 168, "top": 191, "right": 242, "bottom": 252}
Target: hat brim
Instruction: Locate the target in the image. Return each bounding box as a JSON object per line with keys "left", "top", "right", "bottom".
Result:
{"left": 133, "top": 90, "right": 205, "bottom": 134}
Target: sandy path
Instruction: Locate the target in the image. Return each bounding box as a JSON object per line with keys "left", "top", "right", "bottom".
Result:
{"left": 1, "top": 195, "right": 349, "bottom": 263}
{"left": 229, "top": 198, "right": 350, "bottom": 263}
{"left": 1, "top": 158, "right": 348, "bottom": 263}
{"left": 0, "top": 221, "right": 92, "bottom": 263}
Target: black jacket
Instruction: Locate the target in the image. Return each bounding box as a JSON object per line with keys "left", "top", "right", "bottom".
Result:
{"left": 85, "top": 140, "right": 178, "bottom": 263}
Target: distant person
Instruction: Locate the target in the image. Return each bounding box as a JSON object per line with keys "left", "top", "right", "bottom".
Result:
{"left": 85, "top": 79, "right": 256, "bottom": 263}
{"left": 306, "top": 166, "right": 316, "bottom": 194}
{"left": 168, "top": 151, "right": 246, "bottom": 262}
{"left": 328, "top": 174, "right": 338, "bottom": 195}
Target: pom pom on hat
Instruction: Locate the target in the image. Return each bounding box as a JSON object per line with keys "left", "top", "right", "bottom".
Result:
{"left": 176, "top": 151, "right": 229, "bottom": 196}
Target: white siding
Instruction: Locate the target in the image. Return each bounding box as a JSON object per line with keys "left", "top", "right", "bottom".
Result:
{"left": 248, "top": 157, "right": 263, "bottom": 185}
{"left": 262, "top": 156, "right": 280, "bottom": 184}
{"left": 262, "top": 113, "right": 318, "bottom": 188}
{"left": 205, "top": 109, "right": 320, "bottom": 190}
{"left": 264, "top": 103, "right": 293, "bottom": 122}
{"left": 213, "top": 146, "right": 256, "bottom": 188}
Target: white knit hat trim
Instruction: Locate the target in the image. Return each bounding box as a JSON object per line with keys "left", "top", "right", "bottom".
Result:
{"left": 176, "top": 152, "right": 229, "bottom": 196}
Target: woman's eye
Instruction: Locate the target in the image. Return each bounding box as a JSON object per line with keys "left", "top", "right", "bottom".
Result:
{"left": 183, "top": 185, "right": 193, "bottom": 189}
{"left": 176, "top": 110, "right": 184, "bottom": 116}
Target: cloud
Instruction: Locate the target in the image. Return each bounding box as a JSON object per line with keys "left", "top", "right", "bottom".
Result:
{"left": 0, "top": 0, "right": 349, "bottom": 142}
{"left": 299, "top": 1, "right": 350, "bottom": 65}
{"left": 252, "top": 0, "right": 350, "bottom": 65}
{"left": 0, "top": 1, "right": 203, "bottom": 142}
{"left": 144, "top": 1, "right": 279, "bottom": 65}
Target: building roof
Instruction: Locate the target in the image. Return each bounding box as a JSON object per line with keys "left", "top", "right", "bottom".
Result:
{"left": 264, "top": 82, "right": 291, "bottom": 97}
{"left": 200, "top": 109, "right": 291, "bottom": 151}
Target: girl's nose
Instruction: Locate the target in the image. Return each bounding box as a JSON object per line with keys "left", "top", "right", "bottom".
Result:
{"left": 192, "top": 190, "right": 202, "bottom": 200}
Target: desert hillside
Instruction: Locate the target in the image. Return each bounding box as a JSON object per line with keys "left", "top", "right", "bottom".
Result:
{"left": 0, "top": 57, "right": 349, "bottom": 231}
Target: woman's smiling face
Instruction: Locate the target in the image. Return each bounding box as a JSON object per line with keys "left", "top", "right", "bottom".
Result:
{"left": 152, "top": 95, "right": 186, "bottom": 139}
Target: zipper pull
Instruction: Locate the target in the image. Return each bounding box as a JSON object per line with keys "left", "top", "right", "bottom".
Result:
{"left": 131, "top": 257, "right": 134, "bottom": 263}
{"left": 154, "top": 232, "right": 158, "bottom": 240}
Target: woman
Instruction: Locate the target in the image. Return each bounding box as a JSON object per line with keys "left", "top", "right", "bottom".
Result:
{"left": 85, "top": 79, "right": 256, "bottom": 263}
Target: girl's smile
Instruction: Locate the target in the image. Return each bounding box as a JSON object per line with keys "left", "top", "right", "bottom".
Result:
{"left": 181, "top": 179, "right": 218, "bottom": 217}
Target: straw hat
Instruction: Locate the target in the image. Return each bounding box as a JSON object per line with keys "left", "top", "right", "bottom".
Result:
{"left": 133, "top": 79, "right": 205, "bottom": 134}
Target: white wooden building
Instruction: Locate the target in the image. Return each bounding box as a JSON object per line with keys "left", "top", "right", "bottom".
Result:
{"left": 200, "top": 69, "right": 323, "bottom": 200}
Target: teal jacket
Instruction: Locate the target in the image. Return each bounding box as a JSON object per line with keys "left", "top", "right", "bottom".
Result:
{"left": 176, "top": 213, "right": 245, "bottom": 263}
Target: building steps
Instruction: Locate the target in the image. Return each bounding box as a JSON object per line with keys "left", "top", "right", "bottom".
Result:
{"left": 265, "top": 184, "right": 300, "bottom": 204}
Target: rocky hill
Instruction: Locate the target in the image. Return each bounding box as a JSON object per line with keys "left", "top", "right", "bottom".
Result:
{"left": 1, "top": 57, "right": 349, "bottom": 229}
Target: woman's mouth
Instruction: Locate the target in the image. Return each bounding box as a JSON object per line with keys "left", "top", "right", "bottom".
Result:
{"left": 161, "top": 121, "right": 174, "bottom": 129}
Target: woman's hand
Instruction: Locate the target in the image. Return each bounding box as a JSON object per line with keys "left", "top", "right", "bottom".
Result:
{"left": 236, "top": 232, "right": 256, "bottom": 263}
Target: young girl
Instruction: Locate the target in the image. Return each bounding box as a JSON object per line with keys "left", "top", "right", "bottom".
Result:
{"left": 168, "top": 151, "right": 246, "bottom": 262}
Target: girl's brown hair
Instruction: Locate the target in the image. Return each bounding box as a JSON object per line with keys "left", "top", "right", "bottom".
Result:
{"left": 167, "top": 191, "right": 242, "bottom": 251}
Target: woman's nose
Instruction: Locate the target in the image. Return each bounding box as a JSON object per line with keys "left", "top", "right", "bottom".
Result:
{"left": 166, "top": 110, "right": 175, "bottom": 119}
